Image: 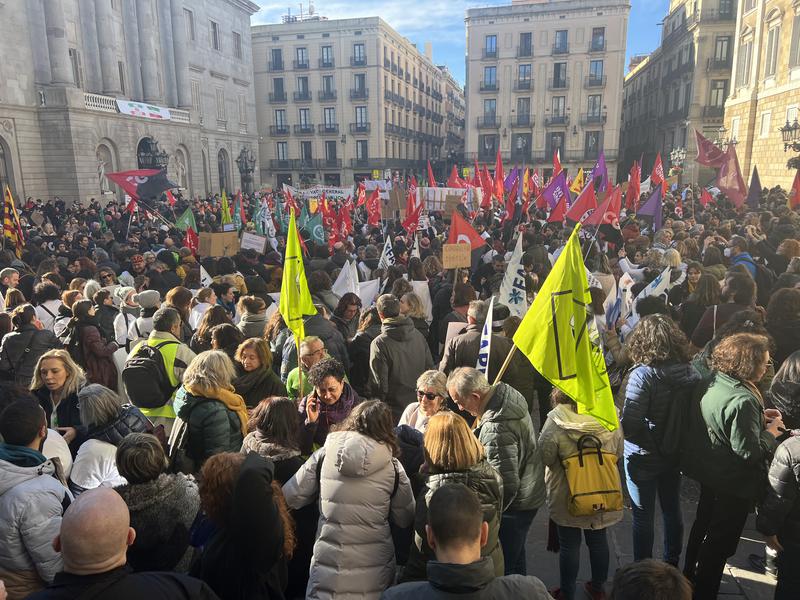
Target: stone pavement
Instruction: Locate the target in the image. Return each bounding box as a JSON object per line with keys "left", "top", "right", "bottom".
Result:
{"left": 524, "top": 480, "right": 777, "bottom": 599}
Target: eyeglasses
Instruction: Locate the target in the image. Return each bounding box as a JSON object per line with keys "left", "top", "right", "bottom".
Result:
{"left": 416, "top": 390, "right": 439, "bottom": 401}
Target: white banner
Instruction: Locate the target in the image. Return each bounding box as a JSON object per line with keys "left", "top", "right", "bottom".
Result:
{"left": 498, "top": 235, "right": 529, "bottom": 318}
{"left": 364, "top": 180, "right": 393, "bottom": 201}
{"left": 476, "top": 297, "right": 494, "bottom": 376}
{"left": 116, "top": 99, "right": 171, "bottom": 120}
{"left": 283, "top": 184, "right": 354, "bottom": 201}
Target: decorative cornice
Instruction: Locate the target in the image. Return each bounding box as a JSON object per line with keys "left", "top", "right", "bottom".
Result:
{"left": 188, "top": 64, "right": 205, "bottom": 73}
{"left": 210, "top": 71, "right": 230, "bottom": 81}
{"left": 232, "top": 78, "right": 250, "bottom": 87}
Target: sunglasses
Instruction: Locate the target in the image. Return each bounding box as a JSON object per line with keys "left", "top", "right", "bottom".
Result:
{"left": 416, "top": 390, "right": 439, "bottom": 401}
{"left": 100, "top": 273, "right": 113, "bottom": 280}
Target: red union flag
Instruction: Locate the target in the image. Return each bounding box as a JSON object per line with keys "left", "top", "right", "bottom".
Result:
{"left": 106, "top": 169, "right": 177, "bottom": 200}
{"left": 694, "top": 129, "right": 727, "bottom": 168}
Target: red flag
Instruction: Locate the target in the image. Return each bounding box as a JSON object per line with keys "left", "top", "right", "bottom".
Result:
{"left": 356, "top": 182, "right": 367, "bottom": 207}
{"left": 106, "top": 169, "right": 177, "bottom": 200}
{"left": 694, "top": 129, "right": 727, "bottom": 168}
{"left": 408, "top": 176, "right": 418, "bottom": 200}
{"left": 427, "top": 160, "right": 437, "bottom": 188}
{"left": 479, "top": 164, "right": 493, "bottom": 208}
{"left": 718, "top": 145, "right": 748, "bottom": 208}
{"left": 284, "top": 187, "right": 300, "bottom": 216}
{"left": 625, "top": 161, "right": 641, "bottom": 211}
{"left": 676, "top": 193, "right": 684, "bottom": 218}
{"left": 494, "top": 151, "right": 505, "bottom": 201}
{"left": 564, "top": 182, "right": 597, "bottom": 225}
{"left": 472, "top": 160, "right": 482, "bottom": 188}
{"left": 790, "top": 171, "right": 800, "bottom": 209}
{"left": 447, "top": 211, "right": 486, "bottom": 249}
{"left": 125, "top": 196, "right": 137, "bottom": 214}
{"left": 166, "top": 189, "right": 176, "bottom": 207}
{"left": 536, "top": 192, "right": 548, "bottom": 210}
{"left": 532, "top": 169, "right": 541, "bottom": 198}
{"left": 584, "top": 185, "right": 623, "bottom": 245}
{"left": 651, "top": 153, "right": 666, "bottom": 197}
{"left": 553, "top": 149, "right": 562, "bottom": 175}
{"left": 699, "top": 188, "right": 714, "bottom": 208}
{"left": 339, "top": 196, "right": 354, "bottom": 236}
{"left": 447, "top": 165, "right": 466, "bottom": 188}
{"left": 366, "top": 188, "right": 381, "bottom": 227}
{"left": 402, "top": 194, "right": 423, "bottom": 235}
{"left": 501, "top": 178, "right": 518, "bottom": 225}
{"left": 547, "top": 194, "right": 567, "bottom": 223}
{"left": 183, "top": 226, "right": 199, "bottom": 254}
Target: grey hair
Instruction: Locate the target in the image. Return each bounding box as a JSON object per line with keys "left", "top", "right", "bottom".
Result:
{"left": 376, "top": 294, "right": 401, "bottom": 318}
{"left": 447, "top": 367, "right": 491, "bottom": 398}
{"left": 300, "top": 335, "right": 323, "bottom": 351}
{"left": 153, "top": 306, "right": 181, "bottom": 332}
{"left": 416, "top": 370, "right": 447, "bottom": 398}
{"left": 0, "top": 268, "right": 18, "bottom": 281}
{"left": 83, "top": 279, "right": 102, "bottom": 301}
{"left": 183, "top": 350, "right": 236, "bottom": 391}
{"left": 467, "top": 300, "right": 489, "bottom": 325}
{"left": 77, "top": 384, "right": 123, "bottom": 428}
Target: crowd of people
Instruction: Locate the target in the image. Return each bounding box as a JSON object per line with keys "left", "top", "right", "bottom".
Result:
{"left": 0, "top": 181, "right": 798, "bottom": 600}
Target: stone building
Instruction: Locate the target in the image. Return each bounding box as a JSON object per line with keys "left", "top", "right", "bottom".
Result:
{"left": 439, "top": 65, "right": 466, "bottom": 169}
{"left": 464, "top": 0, "right": 629, "bottom": 183}
{"left": 0, "top": 0, "right": 260, "bottom": 206}
{"left": 724, "top": 0, "right": 800, "bottom": 189}
{"left": 252, "top": 14, "right": 447, "bottom": 188}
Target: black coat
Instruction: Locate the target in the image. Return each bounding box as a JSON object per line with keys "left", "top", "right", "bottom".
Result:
{"left": 0, "top": 325, "right": 62, "bottom": 387}
{"left": 36, "top": 386, "right": 86, "bottom": 455}
{"left": 757, "top": 436, "right": 800, "bottom": 546}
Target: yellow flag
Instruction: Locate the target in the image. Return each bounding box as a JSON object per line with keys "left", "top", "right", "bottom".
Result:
{"left": 512, "top": 224, "right": 618, "bottom": 430}
{"left": 280, "top": 210, "right": 316, "bottom": 341}
{"left": 570, "top": 168, "right": 585, "bottom": 195}
{"left": 220, "top": 191, "right": 232, "bottom": 225}
{"left": 522, "top": 168, "right": 530, "bottom": 198}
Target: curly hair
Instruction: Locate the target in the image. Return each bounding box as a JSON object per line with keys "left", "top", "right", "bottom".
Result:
{"left": 711, "top": 333, "right": 771, "bottom": 382}
{"left": 333, "top": 400, "right": 400, "bottom": 458}
{"left": 307, "top": 357, "right": 346, "bottom": 387}
{"left": 766, "top": 288, "right": 800, "bottom": 326}
{"left": 626, "top": 314, "right": 691, "bottom": 365}
{"left": 199, "top": 452, "right": 296, "bottom": 558}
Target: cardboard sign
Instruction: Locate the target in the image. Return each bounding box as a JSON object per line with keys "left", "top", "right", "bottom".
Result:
{"left": 240, "top": 231, "right": 268, "bottom": 254}
{"left": 198, "top": 231, "right": 240, "bottom": 257}
{"left": 442, "top": 243, "right": 472, "bottom": 269}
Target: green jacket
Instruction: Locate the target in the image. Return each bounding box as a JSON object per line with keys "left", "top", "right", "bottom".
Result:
{"left": 684, "top": 371, "right": 777, "bottom": 501}
{"left": 174, "top": 388, "right": 244, "bottom": 463}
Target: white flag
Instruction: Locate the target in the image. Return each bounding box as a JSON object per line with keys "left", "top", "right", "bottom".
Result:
{"left": 498, "top": 235, "right": 529, "bottom": 318}
{"left": 332, "top": 259, "right": 359, "bottom": 298}
{"left": 476, "top": 297, "right": 494, "bottom": 376}
{"left": 410, "top": 233, "right": 421, "bottom": 259}
{"left": 200, "top": 265, "right": 213, "bottom": 287}
{"left": 625, "top": 267, "right": 672, "bottom": 330}
{"left": 358, "top": 279, "right": 381, "bottom": 307}
{"left": 377, "top": 236, "right": 395, "bottom": 270}
{"left": 640, "top": 176, "right": 652, "bottom": 195}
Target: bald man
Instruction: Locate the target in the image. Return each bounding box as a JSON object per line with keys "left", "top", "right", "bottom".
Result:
{"left": 27, "top": 488, "right": 219, "bottom": 600}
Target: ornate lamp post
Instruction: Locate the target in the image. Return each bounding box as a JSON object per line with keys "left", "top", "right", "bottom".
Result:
{"left": 235, "top": 147, "right": 257, "bottom": 194}
{"left": 713, "top": 125, "right": 738, "bottom": 152}
{"left": 137, "top": 139, "right": 169, "bottom": 170}
{"left": 779, "top": 118, "right": 800, "bottom": 170}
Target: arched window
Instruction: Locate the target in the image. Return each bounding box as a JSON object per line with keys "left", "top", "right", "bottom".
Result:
{"left": 218, "top": 148, "right": 229, "bottom": 193}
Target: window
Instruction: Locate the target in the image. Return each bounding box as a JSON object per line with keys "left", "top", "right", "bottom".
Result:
{"left": 485, "top": 35, "right": 497, "bottom": 55}
{"left": 547, "top": 132, "right": 565, "bottom": 154}
{"left": 765, "top": 24, "right": 780, "bottom": 77}
{"left": 184, "top": 9, "right": 195, "bottom": 41}
{"left": 483, "top": 98, "right": 496, "bottom": 116}
{"left": 68, "top": 48, "right": 83, "bottom": 89}
{"left": 553, "top": 62, "right": 567, "bottom": 86}
{"left": 325, "top": 141, "right": 337, "bottom": 161}
{"left": 276, "top": 142, "right": 288, "bottom": 161}
{"left": 356, "top": 140, "right": 368, "bottom": 160}
{"left": 297, "top": 76, "right": 309, "bottom": 93}
{"left": 273, "top": 77, "right": 284, "bottom": 94}
{"left": 275, "top": 109, "right": 286, "bottom": 127}
{"left": 321, "top": 45, "right": 333, "bottom": 66}
{"left": 714, "top": 36, "right": 731, "bottom": 62}
{"left": 519, "top": 32, "right": 532, "bottom": 56}
{"left": 478, "top": 134, "right": 498, "bottom": 158}
{"left": 517, "top": 97, "right": 531, "bottom": 124}
{"left": 323, "top": 107, "right": 336, "bottom": 126}
{"left": 683, "top": 82, "right": 692, "bottom": 109}
{"left": 518, "top": 64, "right": 532, "bottom": 83}
{"left": 710, "top": 80, "right": 727, "bottom": 107}
{"left": 744, "top": 0, "right": 756, "bottom": 12}
{"left": 118, "top": 61, "right": 126, "bottom": 94}
{"left": 760, "top": 112, "right": 771, "bottom": 138}
{"left": 790, "top": 14, "right": 800, "bottom": 68}
{"left": 672, "top": 86, "right": 680, "bottom": 111}
{"left": 210, "top": 20, "right": 220, "bottom": 50}
{"left": 730, "top": 116, "right": 741, "bottom": 141}
{"left": 552, "top": 96, "right": 565, "bottom": 116}
{"left": 298, "top": 108, "right": 310, "bottom": 126}
{"left": 238, "top": 94, "right": 246, "bottom": 123}
{"left": 215, "top": 87, "right": 225, "bottom": 120}
{"left": 232, "top": 32, "right": 242, "bottom": 59}
{"left": 354, "top": 73, "right": 366, "bottom": 91}
{"left": 585, "top": 131, "right": 601, "bottom": 159}
{"left": 483, "top": 66, "right": 497, "bottom": 86}
{"left": 356, "top": 106, "right": 368, "bottom": 124}
{"left": 271, "top": 48, "right": 283, "bottom": 70}
{"left": 322, "top": 75, "right": 334, "bottom": 93}
{"left": 737, "top": 40, "right": 753, "bottom": 86}
{"left": 191, "top": 79, "right": 201, "bottom": 113}
{"left": 591, "top": 27, "right": 605, "bottom": 51}
{"left": 588, "top": 94, "right": 602, "bottom": 116}
{"left": 554, "top": 30, "right": 568, "bottom": 51}
{"left": 788, "top": 106, "right": 799, "bottom": 125}
{"left": 589, "top": 59, "right": 604, "bottom": 81}
{"left": 300, "top": 141, "right": 312, "bottom": 161}
{"left": 353, "top": 42, "right": 366, "bottom": 63}
{"left": 296, "top": 47, "right": 308, "bottom": 67}
{"left": 719, "top": 0, "right": 734, "bottom": 19}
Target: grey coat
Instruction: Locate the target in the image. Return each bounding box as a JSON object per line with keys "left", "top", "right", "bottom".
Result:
{"left": 475, "top": 383, "right": 546, "bottom": 512}
{"left": 237, "top": 312, "right": 269, "bottom": 339}
{"left": 283, "top": 431, "right": 416, "bottom": 600}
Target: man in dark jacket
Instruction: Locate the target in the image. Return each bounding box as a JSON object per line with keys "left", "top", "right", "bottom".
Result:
{"left": 28, "top": 487, "right": 219, "bottom": 600}
{"left": 369, "top": 294, "right": 434, "bottom": 421}
{"left": 281, "top": 313, "right": 350, "bottom": 382}
{"left": 381, "top": 483, "right": 550, "bottom": 599}
{"left": 447, "top": 367, "right": 546, "bottom": 576}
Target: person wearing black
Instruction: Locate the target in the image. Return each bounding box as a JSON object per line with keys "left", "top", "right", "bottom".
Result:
{"left": 0, "top": 304, "right": 61, "bottom": 387}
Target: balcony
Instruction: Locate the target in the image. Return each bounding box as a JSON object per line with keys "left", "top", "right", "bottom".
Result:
{"left": 482, "top": 48, "right": 498, "bottom": 59}
{"left": 510, "top": 115, "right": 534, "bottom": 127}
{"left": 547, "top": 77, "right": 570, "bottom": 90}
{"left": 269, "top": 125, "right": 289, "bottom": 136}
{"left": 584, "top": 150, "right": 601, "bottom": 161}
{"left": 350, "top": 122, "right": 371, "bottom": 134}
{"left": 293, "top": 91, "right": 312, "bottom": 102}
{"left": 319, "top": 58, "right": 335, "bottom": 69}
{"left": 588, "top": 40, "right": 606, "bottom": 53}
{"left": 703, "top": 105, "right": 724, "bottom": 118}
{"left": 268, "top": 92, "right": 287, "bottom": 103}
{"left": 297, "top": 159, "right": 315, "bottom": 170}
{"left": 477, "top": 148, "right": 498, "bottom": 161}
{"left": 514, "top": 79, "right": 533, "bottom": 91}
{"left": 580, "top": 113, "right": 607, "bottom": 125}
{"left": 83, "top": 92, "right": 118, "bottom": 113}
{"left": 405, "top": 100, "right": 412, "bottom": 110}
{"left": 293, "top": 124, "right": 315, "bottom": 135}
{"left": 293, "top": 59, "right": 310, "bottom": 69}
{"left": 350, "top": 87, "right": 369, "bottom": 100}
{"left": 317, "top": 123, "right": 339, "bottom": 135}
{"left": 584, "top": 75, "right": 607, "bottom": 89}
{"left": 384, "top": 58, "right": 391, "bottom": 69}
{"left": 269, "top": 159, "right": 292, "bottom": 170}
{"left": 707, "top": 56, "right": 732, "bottom": 71}
{"left": 319, "top": 158, "right": 342, "bottom": 168}
{"left": 268, "top": 61, "right": 284, "bottom": 72}
{"left": 552, "top": 43, "right": 569, "bottom": 55}
{"left": 477, "top": 115, "right": 501, "bottom": 129}
{"left": 544, "top": 115, "right": 569, "bottom": 126}
{"left": 479, "top": 80, "right": 499, "bottom": 92}
{"left": 517, "top": 45, "right": 533, "bottom": 58}
{"left": 351, "top": 158, "right": 371, "bottom": 168}
{"left": 511, "top": 149, "right": 531, "bottom": 162}
{"left": 385, "top": 123, "right": 399, "bottom": 135}
{"left": 318, "top": 90, "right": 337, "bottom": 101}
{"left": 391, "top": 63, "right": 398, "bottom": 74}
{"left": 405, "top": 73, "right": 411, "bottom": 83}
{"left": 351, "top": 55, "right": 367, "bottom": 67}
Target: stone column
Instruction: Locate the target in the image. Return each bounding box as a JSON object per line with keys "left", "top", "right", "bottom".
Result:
{"left": 157, "top": 0, "right": 177, "bottom": 107}
{"left": 170, "top": 0, "right": 191, "bottom": 108}
{"left": 121, "top": 0, "right": 142, "bottom": 99}
{"left": 43, "top": 0, "right": 74, "bottom": 85}
{"left": 78, "top": 0, "right": 102, "bottom": 92}
{"left": 136, "top": 0, "right": 160, "bottom": 102}
{"left": 95, "top": 0, "right": 121, "bottom": 94}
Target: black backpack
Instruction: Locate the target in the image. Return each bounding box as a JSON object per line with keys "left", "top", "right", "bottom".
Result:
{"left": 122, "top": 340, "right": 179, "bottom": 409}
{"left": 741, "top": 258, "right": 777, "bottom": 306}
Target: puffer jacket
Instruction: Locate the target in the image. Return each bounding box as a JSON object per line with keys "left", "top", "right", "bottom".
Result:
{"left": 87, "top": 405, "right": 153, "bottom": 446}
{"left": 283, "top": 431, "right": 416, "bottom": 600}
{"left": 237, "top": 312, "right": 269, "bottom": 339}
{"left": 539, "top": 404, "right": 624, "bottom": 529}
{"left": 0, "top": 445, "right": 71, "bottom": 600}
{"left": 174, "top": 388, "right": 245, "bottom": 466}
{"left": 401, "top": 459, "right": 504, "bottom": 582}
{"left": 757, "top": 436, "right": 800, "bottom": 546}
{"left": 114, "top": 472, "right": 200, "bottom": 573}
{"left": 474, "top": 383, "right": 546, "bottom": 512}
{"left": 0, "top": 325, "right": 61, "bottom": 387}
{"left": 621, "top": 362, "right": 701, "bottom": 480}
{"left": 368, "top": 317, "right": 434, "bottom": 421}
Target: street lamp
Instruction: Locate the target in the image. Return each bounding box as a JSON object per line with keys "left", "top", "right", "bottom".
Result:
{"left": 137, "top": 138, "right": 169, "bottom": 170}
{"left": 713, "top": 125, "right": 738, "bottom": 151}
{"left": 780, "top": 118, "right": 800, "bottom": 170}
{"left": 235, "top": 147, "right": 257, "bottom": 194}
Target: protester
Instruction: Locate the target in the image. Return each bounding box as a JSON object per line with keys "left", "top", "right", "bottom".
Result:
{"left": 331, "top": 292, "right": 362, "bottom": 342}
{"left": 765, "top": 287, "right": 800, "bottom": 368}
{"left": 164, "top": 287, "right": 195, "bottom": 343}
{"left": 64, "top": 299, "right": 119, "bottom": 390}
{"left": 33, "top": 282, "right": 63, "bottom": 332}
{"left": 189, "top": 288, "right": 217, "bottom": 329}
{"left": 691, "top": 273, "right": 757, "bottom": 348}
{"left": 0, "top": 305, "right": 61, "bottom": 387}
{"left": 232, "top": 337, "right": 286, "bottom": 408}
{"left": 112, "top": 286, "right": 140, "bottom": 350}
{"left": 127, "top": 290, "right": 161, "bottom": 346}
{"left": 210, "top": 323, "right": 245, "bottom": 361}
{"left": 398, "top": 370, "right": 448, "bottom": 433}
{"left": 609, "top": 559, "right": 692, "bottom": 600}
{"left": 285, "top": 335, "right": 326, "bottom": 398}
{"left": 190, "top": 305, "right": 231, "bottom": 354}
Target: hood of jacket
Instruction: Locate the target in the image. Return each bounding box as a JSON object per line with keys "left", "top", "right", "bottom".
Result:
{"left": 548, "top": 404, "right": 617, "bottom": 444}
{"left": 324, "top": 430, "right": 393, "bottom": 478}
{"left": 380, "top": 315, "right": 416, "bottom": 342}
{"left": 482, "top": 382, "right": 529, "bottom": 425}
{"left": 88, "top": 405, "right": 152, "bottom": 446}
{"left": 240, "top": 312, "right": 269, "bottom": 326}
{"left": 115, "top": 472, "right": 197, "bottom": 513}
{"left": 427, "top": 458, "right": 501, "bottom": 507}
{"left": 642, "top": 362, "right": 702, "bottom": 388}
{"left": 241, "top": 432, "right": 302, "bottom": 461}
{"left": 0, "top": 453, "right": 58, "bottom": 497}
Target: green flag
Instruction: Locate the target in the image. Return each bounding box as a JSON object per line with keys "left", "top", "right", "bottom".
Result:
{"left": 174, "top": 207, "right": 197, "bottom": 232}
{"left": 221, "top": 191, "right": 232, "bottom": 225}
{"left": 305, "top": 212, "right": 324, "bottom": 246}
{"left": 512, "top": 224, "right": 618, "bottom": 430}
{"left": 280, "top": 211, "right": 316, "bottom": 341}
{"left": 233, "top": 195, "right": 242, "bottom": 231}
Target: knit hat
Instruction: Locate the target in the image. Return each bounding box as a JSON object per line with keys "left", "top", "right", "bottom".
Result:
{"left": 118, "top": 272, "right": 135, "bottom": 288}
{"left": 113, "top": 286, "right": 137, "bottom": 306}
{"left": 133, "top": 289, "right": 161, "bottom": 309}
{"left": 156, "top": 249, "right": 178, "bottom": 269}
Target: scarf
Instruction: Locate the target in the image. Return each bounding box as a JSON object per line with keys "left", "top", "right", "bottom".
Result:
{"left": 0, "top": 442, "right": 46, "bottom": 467}
{"left": 184, "top": 384, "right": 249, "bottom": 436}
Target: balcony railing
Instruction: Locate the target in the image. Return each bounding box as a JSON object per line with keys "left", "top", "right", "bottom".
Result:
{"left": 84, "top": 92, "right": 119, "bottom": 113}
{"left": 268, "top": 92, "right": 287, "bottom": 103}
{"left": 482, "top": 48, "right": 498, "bottom": 59}
{"left": 270, "top": 159, "right": 292, "bottom": 170}
{"left": 350, "top": 122, "right": 371, "bottom": 134}
{"left": 477, "top": 116, "right": 501, "bottom": 129}
{"left": 351, "top": 56, "right": 367, "bottom": 67}
{"left": 477, "top": 149, "right": 498, "bottom": 161}
{"left": 320, "top": 158, "right": 342, "bottom": 168}
{"left": 269, "top": 125, "right": 290, "bottom": 136}
{"left": 351, "top": 158, "right": 371, "bottom": 168}
{"left": 319, "top": 58, "right": 335, "bottom": 69}
{"left": 317, "top": 123, "right": 339, "bottom": 135}
{"left": 584, "top": 75, "right": 607, "bottom": 88}
{"left": 268, "top": 61, "right": 284, "bottom": 72}
{"left": 293, "top": 91, "right": 312, "bottom": 102}
{"left": 479, "top": 80, "right": 499, "bottom": 92}
{"left": 510, "top": 115, "right": 534, "bottom": 127}
{"left": 547, "top": 77, "right": 570, "bottom": 90}
{"left": 703, "top": 105, "right": 724, "bottom": 118}
{"left": 511, "top": 150, "right": 531, "bottom": 162}
{"left": 514, "top": 79, "right": 533, "bottom": 91}
{"left": 350, "top": 87, "right": 369, "bottom": 100}
{"left": 544, "top": 115, "right": 569, "bottom": 126}
{"left": 517, "top": 45, "right": 533, "bottom": 58}
{"left": 171, "top": 109, "right": 190, "bottom": 123}
{"left": 589, "top": 40, "right": 606, "bottom": 53}
{"left": 293, "top": 124, "right": 315, "bottom": 135}
{"left": 580, "top": 113, "right": 607, "bottom": 125}
{"left": 707, "top": 57, "right": 732, "bottom": 71}
{"left": 318, "top": 90, "right": 337, "bottom": 101}
{"left": 293, "top": 59, "right": 309, "bottom": 69}
{"left": 297, "top": 159, "right": 315, "bottom": 170}
{"left": 552, "top": 43, "right": 569, "bottom": 55}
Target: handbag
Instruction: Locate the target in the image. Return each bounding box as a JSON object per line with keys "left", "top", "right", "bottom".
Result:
{"left": 561, "top": 434, "right": 623, "bottom": 517}
{"left": 167, "top": 399, "right": 209, "bottom": 475}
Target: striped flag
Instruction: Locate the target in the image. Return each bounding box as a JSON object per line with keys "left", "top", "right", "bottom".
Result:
{"left": 3, "top": 186, "right": 24, "bottom": 258}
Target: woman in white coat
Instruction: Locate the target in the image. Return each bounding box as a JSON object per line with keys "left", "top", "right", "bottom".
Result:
{"left": 283, "top": 400, "right": 415, "bottom": 600}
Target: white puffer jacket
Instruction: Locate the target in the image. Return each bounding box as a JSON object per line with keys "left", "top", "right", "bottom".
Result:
{"left": 283, "top": 431, "right": 415, "bottom": 600}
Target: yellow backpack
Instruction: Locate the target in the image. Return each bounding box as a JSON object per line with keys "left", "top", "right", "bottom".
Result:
{"left": 562, "top": 434, "right": 623, "bottom": 517}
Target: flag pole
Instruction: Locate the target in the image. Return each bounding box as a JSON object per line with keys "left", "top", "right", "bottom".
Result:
{"left": 296, "top": 335, "right": 303, "bottom": 401}
{"left": 125, "top": 207, "right": 135, "bottom": 239}
{"left": 583, "top": 224, "right": 601, "bottom": 263}
{"left": 492, "top": 345, "right": 517, "bottom": 385}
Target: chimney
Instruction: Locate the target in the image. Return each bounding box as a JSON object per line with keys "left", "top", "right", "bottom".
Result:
{"left": 424, "top": 42, "right": 432, "bottom": 61}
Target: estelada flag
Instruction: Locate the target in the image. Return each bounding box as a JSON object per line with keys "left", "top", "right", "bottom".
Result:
{"left": 513, "top": 223, "right": 617, "bottom": 430}
{"left": 583, "top": 185, "right": 623, "bottom": 245}
{"left": 789, "top": 170, "right": 800, "bottom": 210}
{"left": 447, "top": 211, "right": 486, "bottom": 249}
{"left": 565, "top": 182, "right": 597, "bottom": 226}
{"left": 106, "top": 169, "right": 177, "bottom": 200}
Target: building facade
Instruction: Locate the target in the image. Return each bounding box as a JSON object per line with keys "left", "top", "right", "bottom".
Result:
{"left": 620, "top": 0, "right": 737, "bottom": 184}
{"left": 464, "top": 0, "right": 629, "bottom": 183}
{"left": 0, "top": 0, "right": 260, "bottom": 206}
{"left": 439, "top": 65, "right": 466, "bottom": 168}
{"left": 252, "top": 15, "right": 447, "bottom": 188}
{"left": 724, "top": 0, "right": 800, "bottom": 189}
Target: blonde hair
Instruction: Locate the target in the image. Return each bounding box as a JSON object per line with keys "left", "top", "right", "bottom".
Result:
{"left": 423, "top": 411, "right": 485, "bottom": 471}
{"left": 662, "top": 249, "right": 682, "bottom": 268}
{"left": 183, "top": 350, "right": 236, "bottom": 393}
{"left": 30, "top": 349, "right": 86, "bottom": 401}
{"left": 400, "top": 292, "right": 426, "bottom": 319}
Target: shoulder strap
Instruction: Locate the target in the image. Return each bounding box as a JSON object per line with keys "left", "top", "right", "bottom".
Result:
{"left": 40, "top": 304, "right": 57, "bottom": 319}
{"left": 391, "top": 461, "right": 400, "bottom": 499}
{"left": 134, "top": 321, "right": 141, "bottom": 338}
{"left": 153, "top": 340, "right": 180, "bottom": 350}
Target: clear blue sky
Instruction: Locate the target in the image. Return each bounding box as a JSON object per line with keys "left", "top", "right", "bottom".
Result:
{"left": 254, "top": 1, "right": 671, "bottom": 84}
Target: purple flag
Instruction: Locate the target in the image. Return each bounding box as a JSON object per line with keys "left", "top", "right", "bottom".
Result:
{"left": 504, "top": 167, "right": 519, "bottom": 193}
{"left": 637, "top": 187, "right": 662, "bottom": 231}
{"left": 541, "top": 170, "right": 568, "bottom": 209}
{"left": 591, "top": 151, "right": 608, "bottom": 193}
{"left": 746, "top": 166, "right": 761, "bottom": 209}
